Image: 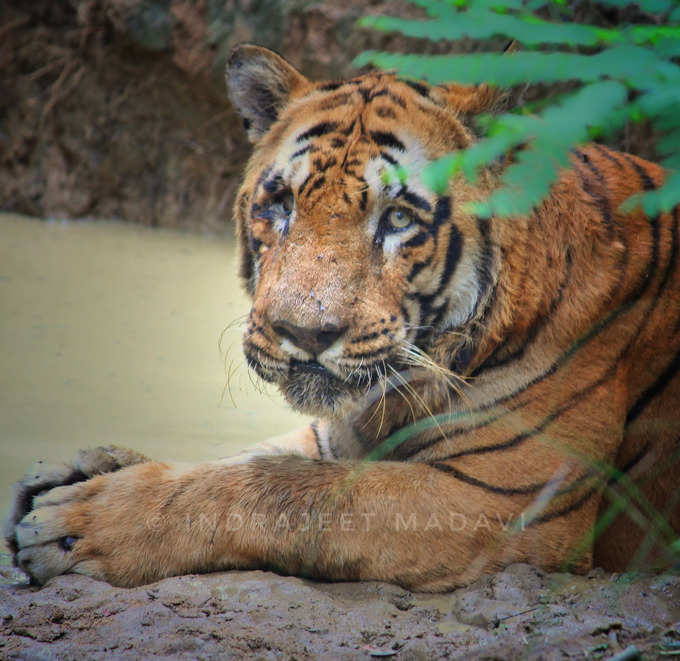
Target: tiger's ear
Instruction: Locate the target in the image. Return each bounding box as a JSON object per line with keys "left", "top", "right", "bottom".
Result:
{"left": 226, "top": 44, "right": 309, "bottom": 143}
{"left": 431, "top": 83, "right": 500, "bottom": 116}
{"left": 432, "top": 41, "right": 517, "bottom": 116}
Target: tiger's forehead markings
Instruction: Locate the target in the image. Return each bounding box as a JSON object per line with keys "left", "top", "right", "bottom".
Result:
{"left": 370, "top": 132, "right": 406, "bottom": 152}
{"left": 399, "top": 79, "right": 431, "bottom": 99}
{"left": 364, "top": 130, "right": 434, "bottom": 209}
{"left": 296, "top": 122, "right": 338, "bottom": 143}
{"left": 257, "top": 79, "right": 437, "bottom": 215}
{"left": 316, "top": 92, "right": 354, "bottom": 112}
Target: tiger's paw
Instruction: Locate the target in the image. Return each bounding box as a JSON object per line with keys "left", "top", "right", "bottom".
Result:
{"left": 3, "top": 446, "right": 149, "bottom": 585}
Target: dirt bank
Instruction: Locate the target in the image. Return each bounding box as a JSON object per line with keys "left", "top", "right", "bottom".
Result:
{"left": 2, "top": 1, "right": 657, "bottom": 233}
{"left": 0, "top": 0, "right": 423, "bottom": 232}
{"left": 1, "top": 555, "right": 678, "bottom": 660}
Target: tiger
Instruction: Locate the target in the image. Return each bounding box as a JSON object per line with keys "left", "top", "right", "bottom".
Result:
{"left": 5, "top": 44, "right": 680, "bottom": 591}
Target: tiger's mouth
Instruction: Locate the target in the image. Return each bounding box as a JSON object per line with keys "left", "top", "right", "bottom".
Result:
{"left": 244, "top": 337, "right": 415, "bottom": 415}
{"left": 283, "top": 358, "right": 359, "bottom": 413}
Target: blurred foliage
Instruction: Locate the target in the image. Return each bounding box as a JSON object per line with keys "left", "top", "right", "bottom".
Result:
{"left": 356, "top": 0, "right": 680, "bottom": 218}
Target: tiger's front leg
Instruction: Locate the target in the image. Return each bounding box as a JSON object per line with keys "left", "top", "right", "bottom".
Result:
{"left": 6, "top": 448, "right": 594, "bottom": 589}
{"left": 4, "top": 425, "right": 321, "bottom": 585}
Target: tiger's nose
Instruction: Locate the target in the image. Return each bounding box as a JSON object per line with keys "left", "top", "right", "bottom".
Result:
{"left": 271, "top": 320, "right": 347, "bottom": 356}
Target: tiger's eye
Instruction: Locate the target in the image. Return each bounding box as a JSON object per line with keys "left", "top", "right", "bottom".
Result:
{"left": 387, "top": 207, "right": 413, "bottom": 230}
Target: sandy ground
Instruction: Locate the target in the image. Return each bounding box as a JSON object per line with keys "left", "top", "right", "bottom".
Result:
{"left": 2, "top": 554, "right": 678, "bottom": 660}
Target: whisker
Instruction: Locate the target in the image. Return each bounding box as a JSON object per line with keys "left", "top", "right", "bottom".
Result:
{"left": 218, "top": 315, "right": 248, "bottom": 355}
{"left": 385, "top": 375, "right": 417, "bottom": 424}
{"left": 398, "top": 340, "right": 470, "bottom": 403}
{"left": 387, "top": 364, "right": 448, "bottom": 442}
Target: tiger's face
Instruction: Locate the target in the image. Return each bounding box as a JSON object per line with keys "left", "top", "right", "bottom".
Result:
{"left": 227, "top": 46, "right": 498, "bottom": 416}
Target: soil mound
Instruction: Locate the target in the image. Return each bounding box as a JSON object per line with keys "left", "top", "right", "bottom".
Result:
{"left": 2, "top": 561, "right": 678, "bottom": 659}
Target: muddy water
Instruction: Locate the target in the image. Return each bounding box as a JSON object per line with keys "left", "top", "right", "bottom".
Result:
{"left": 0, "top": 213, "right": 305, "bottom": 533}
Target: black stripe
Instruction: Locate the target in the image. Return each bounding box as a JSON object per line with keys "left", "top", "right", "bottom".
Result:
{"left": 592, "top": 143, "right": 624, "bottom": 168}
{"left": 380, "top": 151, "right": 399, "bottom": 166}
{"left": 358, "top": 87, "right": 371, "bottom": 103}
{"left": 399, "top": 187, "right": 431, "bottom": 212}
{"left": 317, "top": 81, "right": 344, "bottom": 92}
{"left": 310, "top": 421, "right": 324, "bottom": 459}
{"left": 350, "top": 331, "right": 383, "bottom": 344}
{"left": 400, "top": 79, "right": 430, "bottom": 98}
{"left": 624, "top": 153, "right": 656, "bottom": 191}
{"left": 431, "top": 195, "right": 452, "bottom": 230}
{"left": 428, "top": 462, "right": 546, "bottom": 495}
{"left": 612, "top": 445, "right": 649, "bottom": 480}
{"left": 626, "top": 349, "right": 680, "bottom": 425}
{"left": 318, "top": 92, "right": 353, "bottom": 111}
{"left": 404, "top": 232, "right": 430, "bottom": 249}
{"left": 298, "top": 173, "right": 313, "bottom": 196}
{"left": 408, "top": 197, "right": 459, "bottom": 327}
{"left": 406, "top": 254, "right": 433, "bottom": 281}
{"left": 627, "top": 204, "right": 679, "bottom": 420}
{"left": 436, "top": 355, "right": 619, "bottom": 463}
{"left": 306, "top": 176, "right": 326, "bottom": 197}
{"left": 360, "top": 189, "right": 368, "bottom": 212}
{"left": 391, "top": 400, "right": 528, "bottom": 461}
{"left": 400, "top": 304, "right": 411, "bottom": 328}
{"left": 571, "top": 148, "right": 616, "bottom": 238}
{"left": 471, "top": 216, "right": 495, "bottom": 320}
{"left": 313, "top": 156, "right": 337, "bottom": 173}
{"left": 367, "top": 88, "right": 389, "bottom": 102}
{"left": 342, "top": 346, "right": 392, "bottom": 362}
{"left": 624, "top": 155, "right": 660, "bottom": 286}
{"left": 482, "top": 249, "right": 573, "bottom": 372}
{"left": 386, "top": 91, "right": 407, "bottom": 108}
{"left": 431, "top": 220, "right": 462, "bottom": 299}
{"left": 369, "top": 131, "right": 405, "bottom": 152}
{"left": 477, "top": 208, "right": 664, "bottom": 423}
{"left": 376, "top": 106, "right": 397, "bottom": 119}
{"left": 296, "top": 122, "right": 338, "bottom": 143}
{"left": 291, "top": 145, "right": 310, "bottom": 160}
{"left": 528, "top": 487, "right": 597, "bottom": 526}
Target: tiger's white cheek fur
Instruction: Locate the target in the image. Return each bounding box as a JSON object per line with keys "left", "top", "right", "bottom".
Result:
{"left": 318, "top": 338, "right": 347, "bottom": 376}
{"left": 280, "top": 338, "right": 312, "bottom": 361}
{"left": 441, "top": 256, "right": 481, "bottom": 329}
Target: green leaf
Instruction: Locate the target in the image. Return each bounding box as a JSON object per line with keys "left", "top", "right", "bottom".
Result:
{"left": 661, "top": 154, "right": 680, "bottom": 171}
{"left": 424, "top": 82, "right": 629, "bottom": 217}
{"left": 641, "top": 171, "right": 680, "bottom": 214}
{"left": 622, "top": 171, "right": 680, "bottom": 215}
{"left": 596, "top": 0, "right": 673, "bottom": 13}
{"left": 357, "top": 0, "right": 680, "bottom": 219}
{"left": 354, "top": 47, "right": 680, "bottom": 88}
{"left": 360, "top": 11, "right": 620, "bottom": 47}
{"left": 656, "top": 130, "right": 680, "bottom": 158}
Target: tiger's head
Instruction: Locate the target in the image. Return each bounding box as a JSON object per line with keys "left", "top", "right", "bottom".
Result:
{"left": 227, "top": 45, "right": 500, "bottom": 417}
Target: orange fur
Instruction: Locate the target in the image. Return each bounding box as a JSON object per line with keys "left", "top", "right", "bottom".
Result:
{"left": 5, "top": 45, "right": 679, "bottom": 590}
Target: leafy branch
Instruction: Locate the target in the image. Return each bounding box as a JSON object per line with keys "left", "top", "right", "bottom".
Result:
{"left": 356, "top": 0, "right": 680, "bottom": 217}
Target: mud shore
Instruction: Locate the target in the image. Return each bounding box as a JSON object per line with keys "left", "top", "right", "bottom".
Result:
{"left": 2, "top": 558, "right": 678, "bottom": 660}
